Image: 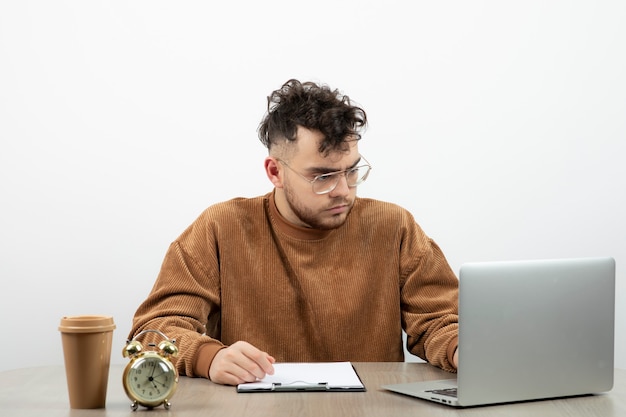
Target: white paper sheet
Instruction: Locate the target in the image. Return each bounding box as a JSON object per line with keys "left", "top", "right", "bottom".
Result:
{"left": 237, "top": 362, "right": 365, "bottom": 392}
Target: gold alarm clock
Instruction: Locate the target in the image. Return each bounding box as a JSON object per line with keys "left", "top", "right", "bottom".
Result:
{"left": 122, "top": 329, "right": 179, "bottom": 411}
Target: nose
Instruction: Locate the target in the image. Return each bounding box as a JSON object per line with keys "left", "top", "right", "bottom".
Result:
{"left": 328, "top": 173, "right": 351, "bottom": 197}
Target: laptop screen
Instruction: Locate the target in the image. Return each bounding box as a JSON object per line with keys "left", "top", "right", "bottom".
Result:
{"left": 456, "top": 257, "right": 615, "bottom": 406}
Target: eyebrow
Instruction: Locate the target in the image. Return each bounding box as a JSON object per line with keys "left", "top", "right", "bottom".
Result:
{"left": 305, "top": 156, "right": 362, "bottom": 175}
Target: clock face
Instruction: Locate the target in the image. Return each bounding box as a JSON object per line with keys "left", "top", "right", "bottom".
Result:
{"left": 123, "top": 353, "right": 178, "bottom": 407}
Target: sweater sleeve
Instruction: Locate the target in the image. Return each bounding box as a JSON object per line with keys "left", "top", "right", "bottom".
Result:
{"left": 400, "top": 217, "right": 459, "bottom": 373}
{"left": 128, "top": 217, "right": 225, "bottom": 378}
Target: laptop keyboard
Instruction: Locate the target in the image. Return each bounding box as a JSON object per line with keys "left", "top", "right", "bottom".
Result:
{"left": 426, "top": 388, "right": 458, "bottom": 398}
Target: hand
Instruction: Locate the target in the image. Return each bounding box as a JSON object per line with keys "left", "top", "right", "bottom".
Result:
{"left": 209, "top": 341, "right": 275, "bottom": 385}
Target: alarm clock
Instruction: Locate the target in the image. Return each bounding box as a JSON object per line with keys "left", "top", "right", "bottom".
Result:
{"left": 122, "top": 329, "right": 179, "bottom": 411}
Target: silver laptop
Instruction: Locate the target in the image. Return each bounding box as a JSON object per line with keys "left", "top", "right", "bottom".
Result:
{"left": 383, "top": 256, "right": 615, "bottom": 407}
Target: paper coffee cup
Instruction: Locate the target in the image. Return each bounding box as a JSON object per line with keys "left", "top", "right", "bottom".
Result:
{"left": 59, "top": 315, "right": 116, "bottom": 409}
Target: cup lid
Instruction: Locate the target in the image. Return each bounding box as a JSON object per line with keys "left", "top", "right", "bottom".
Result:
{"left": 58, "top": 315, "right": 116, "bottom": 333}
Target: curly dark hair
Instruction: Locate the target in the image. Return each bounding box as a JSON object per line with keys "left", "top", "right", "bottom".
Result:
{"left": 258, "top": 79, "right": 367, "bottom": 154}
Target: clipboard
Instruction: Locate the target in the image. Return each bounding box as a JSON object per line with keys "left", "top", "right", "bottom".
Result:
{"left": 237, "top": 362, "right": 366, "bottom": 392}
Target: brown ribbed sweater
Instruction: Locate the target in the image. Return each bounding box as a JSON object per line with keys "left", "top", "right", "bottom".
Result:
{"left": 130, "top": 191, "right": 459, "bottom": 378}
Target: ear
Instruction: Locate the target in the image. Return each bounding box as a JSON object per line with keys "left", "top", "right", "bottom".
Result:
{"left": 264, "top": 157, "right": 284, "bottom": 188}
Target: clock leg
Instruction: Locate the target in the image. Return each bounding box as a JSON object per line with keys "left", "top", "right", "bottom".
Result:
{"left": 164, "top": 400, "right": 171, "bottom": 410}
{"left": 131, "top": 401, "right": 138, "bottom": 411}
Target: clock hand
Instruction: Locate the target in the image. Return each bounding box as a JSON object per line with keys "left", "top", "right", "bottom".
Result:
{"left": 151, "top": 372, "right": 170, "bottom": 387}
{"left": 142, "top": 372, "right": 157, "bottom": 387}
{"left": 139, "top": 375, "right": 159, "bottom": 390}
{"left": 141, "top": 361, "right": 160, "bottom": 388}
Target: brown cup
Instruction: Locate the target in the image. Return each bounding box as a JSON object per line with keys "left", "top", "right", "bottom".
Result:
{"left": 58, "top": 315, "right": 116, "bottom": 409}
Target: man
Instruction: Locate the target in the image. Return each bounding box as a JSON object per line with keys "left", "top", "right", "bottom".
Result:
{"left": 129, "top": 79, "right": 459, "bottom": 386}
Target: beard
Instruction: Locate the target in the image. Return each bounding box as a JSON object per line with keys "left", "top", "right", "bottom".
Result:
{"left": 283, "top": 185, "right": 354, "bottom": 230}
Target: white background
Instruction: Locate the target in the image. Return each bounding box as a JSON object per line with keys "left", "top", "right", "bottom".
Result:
{"left": 1, "top": 1, "right": 624, "bottom": 372}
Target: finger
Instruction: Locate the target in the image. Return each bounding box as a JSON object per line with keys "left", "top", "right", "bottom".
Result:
{"left": 225, "top": 366, "right": 259, "bottom": 384}
{"left": 220, "top": 343, "right": 273, "bottom": 381}
{"left": 235, "top": 342, "right": 276, "bottom": 377}
{"left": 237, "top": 352, "right": 274, "bottom": 380}
{"left": 210, "top": 354, "right": 259, "bottom": 385}
{"left": 246, "top": 351, "right": 275, "bottom": 376}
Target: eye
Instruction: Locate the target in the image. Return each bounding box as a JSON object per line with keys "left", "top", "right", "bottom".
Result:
{"left": 346, "top": 168, "right": 360, "bottom": 179}
{"left": 315, "top": 173, "right": 336, "bottom": 182}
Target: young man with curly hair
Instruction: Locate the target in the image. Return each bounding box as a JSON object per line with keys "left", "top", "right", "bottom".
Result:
{"left": 129, "top": 79, "right": 459, "bottom": 385}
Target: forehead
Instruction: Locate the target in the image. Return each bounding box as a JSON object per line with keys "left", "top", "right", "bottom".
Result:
{"left": 291, "top": 127, "right": 359, "bottom": 167}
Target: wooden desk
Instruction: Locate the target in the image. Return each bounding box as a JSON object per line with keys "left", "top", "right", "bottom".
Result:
{"left": 1, "top": 363, "right": 624, "bottom": 416}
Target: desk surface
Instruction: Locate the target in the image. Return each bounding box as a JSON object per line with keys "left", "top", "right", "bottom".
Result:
{"left": 1, "top": 363, "right": 624, "bottom": 416}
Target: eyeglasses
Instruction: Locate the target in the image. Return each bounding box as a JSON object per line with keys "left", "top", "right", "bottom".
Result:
{"left": 278, "top": 156, "right": 372, "bottom": 195}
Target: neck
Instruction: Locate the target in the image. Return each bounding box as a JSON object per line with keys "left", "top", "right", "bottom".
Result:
{"left": 268, "top": 191, "right": 331, "bottom": 240}
{"left": 273, "top": 188, "right": 310, "bottom": 228}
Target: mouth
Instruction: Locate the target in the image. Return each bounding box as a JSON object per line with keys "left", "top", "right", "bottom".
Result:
{"left": 327, "top": 204, "right": 349, "bottom": 215}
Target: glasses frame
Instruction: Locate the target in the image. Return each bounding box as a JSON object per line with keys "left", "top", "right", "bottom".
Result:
{"left": 278, "top": 155, "right": 372, "bottom": 195}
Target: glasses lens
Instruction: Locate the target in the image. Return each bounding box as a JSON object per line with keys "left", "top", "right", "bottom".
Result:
{"left": 346, "top": 166, "right": 370, "bottom": 186}
{"left": 312, "top": 165, "right": 371, "bottom": 194}
{"left": 312, "top": 173, "right": 340, "bottom": 194}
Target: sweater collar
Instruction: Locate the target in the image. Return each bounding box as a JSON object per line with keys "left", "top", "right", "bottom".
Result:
{"left": 266, "top": 191, "right": 334, "bottom": 240}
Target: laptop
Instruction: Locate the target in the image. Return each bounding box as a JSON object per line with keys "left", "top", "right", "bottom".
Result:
{"left": 383, "top": 256, "right": 615, "bottom": 407}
